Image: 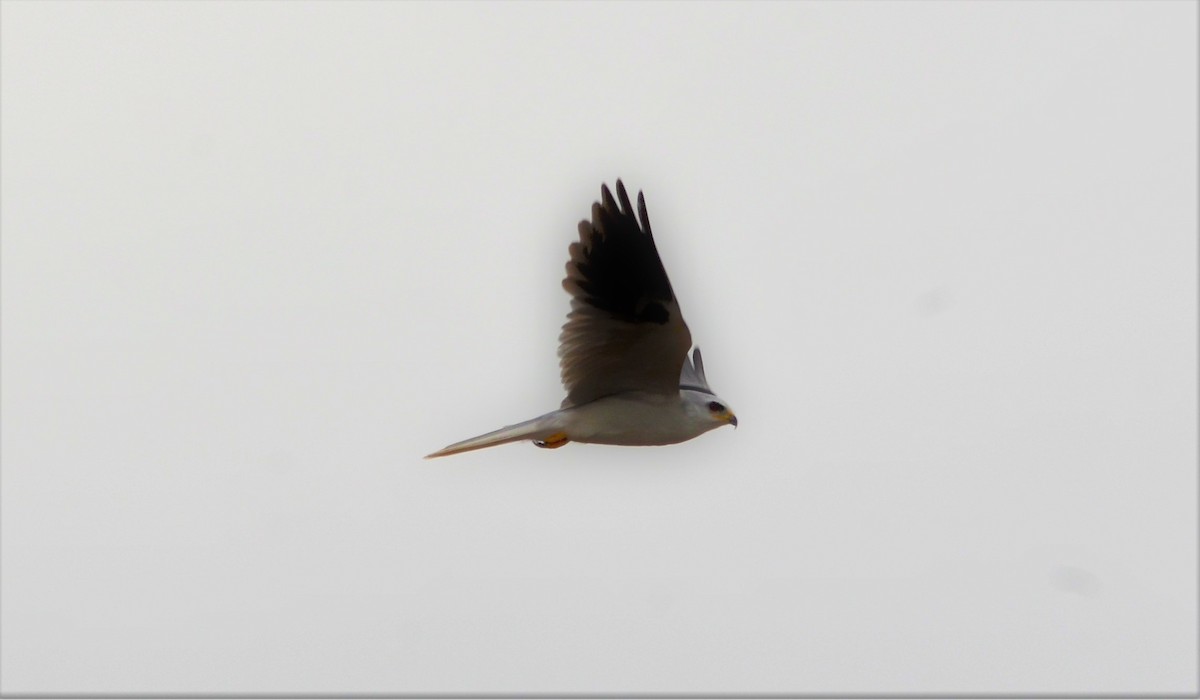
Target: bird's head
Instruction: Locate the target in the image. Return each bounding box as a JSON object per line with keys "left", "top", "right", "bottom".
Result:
{"left": 680, "top": 347, "right": 736, "bottom": 433}
{"left": 680, "top": 392, "right": 737, "bottom": 433}
{"left": 703, "top": 398, "right": 738, "bottom": 430}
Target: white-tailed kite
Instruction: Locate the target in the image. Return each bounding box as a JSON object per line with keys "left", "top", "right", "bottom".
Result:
{"left": 426, "top": 180, "right": 736, "bottom": 458}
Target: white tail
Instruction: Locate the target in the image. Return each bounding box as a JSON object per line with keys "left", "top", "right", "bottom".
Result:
{"left": 424, "top": 414, "right": 559, "bottom": 459}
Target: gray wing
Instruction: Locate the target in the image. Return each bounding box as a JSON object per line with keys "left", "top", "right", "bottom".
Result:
{"left": 679, "top": 347, "right": 713, "bottom": 395}
{"left": 558, "top": 180, "right": 692, "bottom": 407}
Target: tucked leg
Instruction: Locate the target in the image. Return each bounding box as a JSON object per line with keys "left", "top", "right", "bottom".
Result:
{"left": 534, "top": 432, "right": 569, "bottom": 449}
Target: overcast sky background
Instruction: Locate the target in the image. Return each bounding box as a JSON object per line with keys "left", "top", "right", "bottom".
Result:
{"left": 1, "top": 0, "right": 1196, "bottom": 695}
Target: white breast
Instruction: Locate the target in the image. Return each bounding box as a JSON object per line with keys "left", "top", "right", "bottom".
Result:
{"left": 562, "top": 392, "right": 711, "bottom": 446}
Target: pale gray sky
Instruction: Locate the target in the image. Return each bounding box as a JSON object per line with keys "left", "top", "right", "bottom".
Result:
{"left": 1, "top": 0, "right": 1196, "bottom": 694}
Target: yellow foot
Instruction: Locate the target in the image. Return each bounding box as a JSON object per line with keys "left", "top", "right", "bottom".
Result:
{"left": 534, "top": 432, "right": 569, "bottom": 449}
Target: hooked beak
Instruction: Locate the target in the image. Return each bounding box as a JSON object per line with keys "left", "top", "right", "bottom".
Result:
{"left": 727, "top": 412, "right": 738, "bottom": 429}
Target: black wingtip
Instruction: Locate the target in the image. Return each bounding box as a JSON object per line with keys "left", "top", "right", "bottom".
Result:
{"left": 637, "top": 190, "right": 652, "bottom": 235}
{"left": 615, "top": 181, "right": 636, "bottom": 217}
{"left": 599, "top": 179, "right": 652, "bottom": 235}
{"left": 600, "top": 182, "right": 617, "bottom": 212}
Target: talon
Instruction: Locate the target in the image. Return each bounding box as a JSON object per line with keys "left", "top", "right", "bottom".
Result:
{"left": 534, "top": 432, "right": 569, "bottom": 449}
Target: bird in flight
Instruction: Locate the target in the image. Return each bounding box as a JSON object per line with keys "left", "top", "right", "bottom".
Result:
{"left": 426, "top": 180, "right": 737, "bottom": 458}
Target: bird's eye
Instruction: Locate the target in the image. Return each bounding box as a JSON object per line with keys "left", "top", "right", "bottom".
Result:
{"left": 707, "top": 401, "right": 725, "bottom": 413}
